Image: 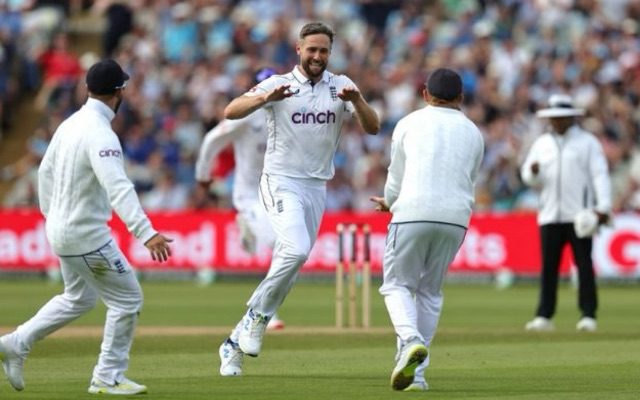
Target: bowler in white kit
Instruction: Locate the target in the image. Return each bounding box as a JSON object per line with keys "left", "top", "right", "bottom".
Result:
{"left": 195, "top": 68, "right": 286, "bottom": 348}
{"left": 0, "top": 59, "right": 172, "bottom": 395}
{"left": 195, "top": 68, "right": 278, "bottom": 257}
{"left": 371, "top": 68, "right": 484, "bottom": 391}
{"left": 219, "top": 21, "right": 379, "bottom": 375}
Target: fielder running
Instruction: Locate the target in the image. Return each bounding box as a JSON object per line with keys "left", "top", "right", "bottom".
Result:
{"left": 0, "top": 59, "right": 172, "bottom": 395}
{"left": 195, "top": 68, "right": 285, "bottom": 337}
{"left": 371, "top": 68, "right": 484, "bottom": 391}
{"left": 219, "top": 21, "right": 379, "bottom": 376}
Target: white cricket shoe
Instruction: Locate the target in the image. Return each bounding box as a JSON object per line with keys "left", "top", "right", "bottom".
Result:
{"left": 219, "top": 338, "right": 243, "bottom": 376}
{"left": 238, "top": 309, "right": 270, "bottom": 357}
{"left": 0, "top": 333, "right": 26, "bottom": 391}
{"left": 404, "top": 381, "right": 429, "bottom": 392}
{"left": 88, "top": 377, "right": 147, "bottom": 395}
{"left": 576, "top": 317, "right": 597, "bottom": 332}
{"left": 390, "top": 338, "right": 428, "bottom": 391}
{"left": 525, "top": 317, "right": 555, "bottom": 332}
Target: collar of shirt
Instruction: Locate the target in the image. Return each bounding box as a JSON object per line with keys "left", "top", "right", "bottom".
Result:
{"left": 425, "top": 104, "right": 463, "bottom": 114}
{"left": 85, "top": 97, "right": 116, "bottom": 122}
{"left": 292, "top": 65, "right": 330, "bottom": 86}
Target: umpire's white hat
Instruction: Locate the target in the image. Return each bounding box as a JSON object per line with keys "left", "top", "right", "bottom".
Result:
{"left": 536, "top": 94, "right": 585, "bottom": 118}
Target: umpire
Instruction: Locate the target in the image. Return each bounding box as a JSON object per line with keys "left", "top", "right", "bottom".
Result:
{"left": 521, "top": 94, "right": 612, "bottom": 332}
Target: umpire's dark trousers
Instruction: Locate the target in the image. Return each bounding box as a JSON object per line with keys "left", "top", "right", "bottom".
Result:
{"left": 535, "top": 223, "right": 597, "bottom": 319}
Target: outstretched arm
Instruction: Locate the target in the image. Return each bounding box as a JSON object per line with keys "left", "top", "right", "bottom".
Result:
{"left": 224, "top": 85, "right": 296, "bottom": 120}
{"left": 194, "top": 119, "right": 244, "bottom": 183}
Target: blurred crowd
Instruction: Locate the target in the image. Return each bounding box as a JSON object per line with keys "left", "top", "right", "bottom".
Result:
{"left": 2, "top": 0, "right": 640, "bottom": 214}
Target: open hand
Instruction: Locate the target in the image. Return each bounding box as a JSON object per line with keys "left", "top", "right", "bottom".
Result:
{"left": 144, "top": 234, "right": 173, "bottom": 262}
{"left": 369, "top": 196, "right": 390, "bottom": 212}
{"left": 266, "top": 84, "right": 298, "bottom": 102}
{"left": 337, "top": 86, "right": 362, "bottom": 102}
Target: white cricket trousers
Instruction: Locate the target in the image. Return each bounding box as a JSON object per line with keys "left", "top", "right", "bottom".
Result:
{"left": 14, "top": 240, "right": 143, "bottom": 384}
{"left": 247, "top": 174, "right": 326, "bottom": 315}
{"left": 379, "top": 222, "right": 465, "bottom": 380}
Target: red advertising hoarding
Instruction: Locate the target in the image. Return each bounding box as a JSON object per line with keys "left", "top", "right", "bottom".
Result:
{"left": 0, "top": 209, "right": 638, "bottom": 278}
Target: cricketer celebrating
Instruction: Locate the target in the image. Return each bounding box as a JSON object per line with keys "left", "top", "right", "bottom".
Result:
{"left": 195, "top": 68, "right": 286, "bottom": 350}
{"left": 220, "top": 21, "right": 379, "bottom": 375}
{"left": 371, "top": 68, "right": 484, "bottom": 391}
{"left": 195, "top": 68, "right": 278, "bottom": 258}
{"left": 0, "top": 59, "right": 172, "bottom": 395}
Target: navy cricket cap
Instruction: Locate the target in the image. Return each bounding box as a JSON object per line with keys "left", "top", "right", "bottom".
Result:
{"left": 86, "top": 59, "right": 130, "bottom": 95}
{"left": 253, "top": 67, "right": 276, "bottom": 84}
{"left": 426, "top": 68, "right": 462, "bottom": 101}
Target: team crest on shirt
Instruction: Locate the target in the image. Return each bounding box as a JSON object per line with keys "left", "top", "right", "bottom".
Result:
{"left": 114, "top": 259, "right": 126, "bottom": 274}
{"left": 330, "top": 86, "right": 337, "bottom": 101}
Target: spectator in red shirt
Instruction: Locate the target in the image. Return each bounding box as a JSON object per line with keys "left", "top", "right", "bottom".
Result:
{"left": 35, "top": 31, "right": 82, "bottom": 111}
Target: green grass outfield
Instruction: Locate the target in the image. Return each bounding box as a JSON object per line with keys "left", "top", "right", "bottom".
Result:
{"left": 0, "top": 280, "right": 638, "bottom": 399}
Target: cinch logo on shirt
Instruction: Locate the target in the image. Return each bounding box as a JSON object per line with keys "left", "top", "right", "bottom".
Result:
{"left": 291, "top": 110, "right": 336, "bottom": 124}
{"left": 99, "top": 149, "right": 122, "bottom": 158}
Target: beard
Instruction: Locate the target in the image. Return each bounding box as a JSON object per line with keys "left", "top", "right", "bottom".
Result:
{"left": 301, "top": 59, "right": 326, "bottom": 79}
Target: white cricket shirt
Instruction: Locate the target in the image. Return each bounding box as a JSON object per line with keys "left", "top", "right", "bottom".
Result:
{"left": 385, "top": 105, "right": 484, "bottom": 227}
{"left": 195, "top": 111, "right": 267, "bottom": 208}
{"left": 246, "top": 66, "right": 355, "bottom": 180}
{"left": 38, "top": 98, "right": 157, "bottom": 255}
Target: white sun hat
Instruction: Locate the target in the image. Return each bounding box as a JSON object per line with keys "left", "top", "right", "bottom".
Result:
{"left": 536, "top": 94, "right": 585, "bottom": 118}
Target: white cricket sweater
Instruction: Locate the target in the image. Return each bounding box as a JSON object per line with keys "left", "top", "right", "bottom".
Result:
{"left": 384, "top": 105, "right": 484, "bottom": 227}
{"left": 38, "top": 98, "right": 156, "bottom": 255}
